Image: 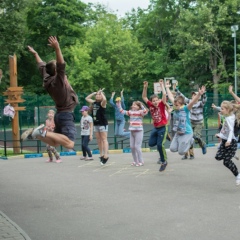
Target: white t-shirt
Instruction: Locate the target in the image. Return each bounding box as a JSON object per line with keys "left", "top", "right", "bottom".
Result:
{"left": 80, "top": 115, "right": 93, "bottom": 136}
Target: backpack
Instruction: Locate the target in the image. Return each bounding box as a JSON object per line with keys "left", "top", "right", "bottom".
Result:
{"left": 3, "top": 104, "right": 15, "bottom": 119}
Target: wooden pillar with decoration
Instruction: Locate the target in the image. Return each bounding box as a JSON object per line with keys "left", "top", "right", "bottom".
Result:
{"left": 3, "top": 55, "right": 25, "bottom": 154}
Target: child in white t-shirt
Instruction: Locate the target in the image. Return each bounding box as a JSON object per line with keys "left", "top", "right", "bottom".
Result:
{"left": 80, "top": 106, "right": 94, "bottom": 161}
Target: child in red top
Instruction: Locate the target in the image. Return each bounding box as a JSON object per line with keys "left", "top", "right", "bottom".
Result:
{"left": 45, "top": 110, "right": 61, "bottom": 163}
{"left": 142, "top": 79, "right": 168, "bottom": 172}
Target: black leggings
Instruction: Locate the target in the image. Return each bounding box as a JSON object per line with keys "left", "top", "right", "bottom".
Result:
{"left": 215, "top": 139, "right": 238, "bottom": 177}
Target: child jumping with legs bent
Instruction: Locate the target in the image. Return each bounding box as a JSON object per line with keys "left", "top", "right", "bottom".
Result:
{"left": 215, "top": 101, "right": 240, "bottom": 186}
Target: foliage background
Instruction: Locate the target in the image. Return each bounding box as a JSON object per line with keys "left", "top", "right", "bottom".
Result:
{"left": 0, "top": 0, "right": 239, "bottom": 100}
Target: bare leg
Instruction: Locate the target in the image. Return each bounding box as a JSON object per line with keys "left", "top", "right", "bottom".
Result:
{"left": 36, "top": 132, "right": 74, "bottom": 149}
{"left": 99, "top": 131, "right": 109, "bottom": 158}
{"left": 95, "top": 132, "right": 103, "bottom": 156}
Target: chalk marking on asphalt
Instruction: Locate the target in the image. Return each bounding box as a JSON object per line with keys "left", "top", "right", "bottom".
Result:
{"left": 93, "top": 162, "right": 116, "bottom": 172}
{"left": 109, "top": 167, "right": 129, "bottom": 177}
{"left": 78, "top": 162, "right": 95, "bottom": 168}
{"left": 135, "top": 169, "right": 150, "bottom": 177}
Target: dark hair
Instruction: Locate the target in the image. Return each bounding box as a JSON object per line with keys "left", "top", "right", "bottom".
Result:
{"left": 46, "top": 60, "right": 56, "bottom": 76}
{"left": 149, "top": 94, "right": 159, "bottom": 101}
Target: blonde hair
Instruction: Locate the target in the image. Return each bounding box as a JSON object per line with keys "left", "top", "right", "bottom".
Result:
{"left": 221, "top": 101, "right": 234, "bottom": 114}
{"left": 48, "top": 109, "right": 55, "bottom": 114}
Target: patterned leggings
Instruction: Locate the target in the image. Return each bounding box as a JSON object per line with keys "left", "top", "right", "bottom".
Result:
{"left": 47, "top": 145, "right": 60, "bottom": 160}
{"left": 215, "top": 139, "right": 238, "bottom": 177}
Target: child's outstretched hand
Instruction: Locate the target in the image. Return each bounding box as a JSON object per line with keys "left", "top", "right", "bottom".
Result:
{"left": 212, "top": 103, "right": 216, "bottom": 109}
{"left": 143, "top": 81, "right": 148, "bottom": 88}
{"left": 48, "top": 36, "right": 60, "bottom": 49}
{"left": 28, "top": 46, "right": 37, "bottom": 55}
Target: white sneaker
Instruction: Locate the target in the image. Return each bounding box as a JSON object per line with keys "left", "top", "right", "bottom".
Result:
{"left": 236, "top": 173, "right": 240, "bottom": 186}
{"left": 21, "top": 128, "right": 34, "bottom": 141}
{"left": 32, "top": 124, "right": 47, "bottom": 138}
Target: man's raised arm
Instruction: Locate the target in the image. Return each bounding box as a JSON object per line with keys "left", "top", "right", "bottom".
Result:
{"left": 48, "top": 36, "right": 64, "bottom": 64}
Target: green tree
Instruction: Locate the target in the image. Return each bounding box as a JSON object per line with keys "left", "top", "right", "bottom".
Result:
{"left": 0, "top": 0, "right": 30, "bottom": 91}
{"left": 18, "top": 0, "right": 87, "bottom": 93}
{"left": 173, "top": 0, "right": 240, "bottom": 100}
{"left": 67, "top": 14, "right": 147, "bottom": 93}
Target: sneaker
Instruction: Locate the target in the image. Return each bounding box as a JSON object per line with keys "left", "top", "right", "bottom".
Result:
{"left": 101, "top": 157, "right": 109, "bottom": 165}
{"left": 55, "top": 159, "right": 62, "bottom": 163}
{"left": 236, "top": 173, "right": 240, "bottom": 186}
{"left": 80, "top": 156, "right": 86, "bottom": 160}
{"left": 202, "top": 145, "right": 207, "bottom": 155}
{"left": 99, "top": 156, "right": 103, "bottom": 163}
{"left": 181, "top": 156, "right": 188, "bottom": 160}
{"left": 131, "top": 162, "right": 136, "bottom": 166}
{"left": 135, "top": 163, "right": 140, "bottom": 167}
{"left": 139, "top": 163, "right": 144, "bottom": 166}
{"left": 32, "top": 124, "right": 46, "bottom": 138}
{"left": 21, "top": 128, "right": 34, "bottom": 141}
{"left": 189, "top": 155, "right": 195, "bottom": 160}
{"left": 159, "top": 161, "right": 168, "bottom": 172}
{"left": 46, "top": 159, "right": 53, "bottom": 163}
{"left": 85, "top": 157, "right": 94, "bottom": 161}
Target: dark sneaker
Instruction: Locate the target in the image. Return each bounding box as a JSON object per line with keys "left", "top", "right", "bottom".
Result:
{"left": 202, "top": 145, "right": 207, "bottom": 154}
{"left": 101, "top": 157, "right": 109, "bottom": 165}
{"left": 190, "top": 155, "right": 195, "bottom": 160}
{"left": 159, "top": 161, "right": 168, "bottom": 172}
{"left": 99, "top": 156, "right": 103, "bottom": 163}
{"left": 181, "top": 155, "right": 188, "bottom": 160}
{"left": 21, "top": 128, "right": 34, "bottom": 141}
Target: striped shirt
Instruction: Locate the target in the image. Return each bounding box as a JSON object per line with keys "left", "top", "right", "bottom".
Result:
{"left": 119, "top": 107, "right": 148, "bottom": 131}
{"left": 176, "top": 89, "right": 207, "bottom": 123}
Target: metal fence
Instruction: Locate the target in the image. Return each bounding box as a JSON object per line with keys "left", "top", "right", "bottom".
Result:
{"left": 0, "top": 91, "right": 230, "bottom": 157}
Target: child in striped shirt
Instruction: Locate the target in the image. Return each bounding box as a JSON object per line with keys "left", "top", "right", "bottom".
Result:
{"left": 117, "top": 101, "right": 148, "bottom": 166}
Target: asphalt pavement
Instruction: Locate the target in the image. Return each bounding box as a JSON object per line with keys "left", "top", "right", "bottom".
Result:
{"left": 1, "top": 147, "right": 240, "bottom": 240}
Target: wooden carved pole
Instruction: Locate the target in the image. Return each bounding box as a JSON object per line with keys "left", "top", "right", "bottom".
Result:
{"left": 3, "top": 55, "right": 25, "bottom": 154}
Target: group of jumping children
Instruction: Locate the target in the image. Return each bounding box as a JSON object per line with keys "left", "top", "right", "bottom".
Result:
{"left": 75, "top": 79, "right": 240, "bottom": 186}
{"left": 22, "top": 36, "right": 240, "bottom": 186}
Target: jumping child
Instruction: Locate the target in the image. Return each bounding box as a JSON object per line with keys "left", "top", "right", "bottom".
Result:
{"left": 215, "top": 101, "right": 240, "bottom": 186}
{"left": 117, "top": 101, "right": 148, "bottom": 166}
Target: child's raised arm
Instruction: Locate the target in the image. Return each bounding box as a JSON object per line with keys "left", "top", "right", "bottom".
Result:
{"left": 229, "top": 85, "right": 240, "bottom": 103}
{"left": 85, "top": 92, "right": 97, "bottom": 103}
{"left": 159, "top": 79, "right": 166, "bottom": 104}
{"left": 142, "top": 81, "right": 149, "bottom": 103}
{"left": 165, "top": 81, "right": 174, "bottom": 104}
{"left": 187, "top": 86, "right": 204, "bottom": 110}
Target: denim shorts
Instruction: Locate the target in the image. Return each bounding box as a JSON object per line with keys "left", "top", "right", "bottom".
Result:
{"left": 54, "top": 112, "right": 77, "bottom": 141}
{"left": 94, "top": 125, "right": 108, "bottom": 132}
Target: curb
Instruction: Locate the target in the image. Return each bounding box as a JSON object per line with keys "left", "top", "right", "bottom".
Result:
{"left": 2, "top": 145, "right": 220, "bottom": 160}
{"left": 0, "top": 211, "right": 32, "bottom": 240}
